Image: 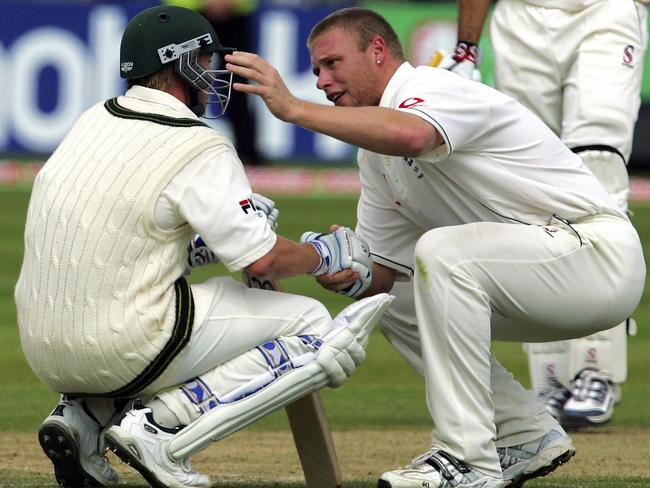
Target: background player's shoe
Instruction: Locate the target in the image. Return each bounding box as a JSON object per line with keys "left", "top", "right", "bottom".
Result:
{"left": 537, "top": 377, "right": 572, "bottom": 420}
{"left": 105, "top": 402, "right": 210, "bottom": 488}
{"left": 498, "top": 426, "right": 575, "bottom": 488}
{"left": 377, "top": 449, "right": 506, "bottom": 488}
{"left": 562, "top": 367, "right": 615, "bottom": 428}
{"left": 38, "top": 397, "right": 119, "bottom": 487}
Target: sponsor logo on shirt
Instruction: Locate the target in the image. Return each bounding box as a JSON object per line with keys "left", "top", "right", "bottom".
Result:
{"left": 239, "top": 198, "right": 256, "bottom": 214}
{"left": 542, "top": 226, "right": 559, "bottom": 238}
{"left": 399, "top": 97, "right": 425, "bottom": 108}
{"left": 403, "top": 157, "right": 424, "bottom": 179}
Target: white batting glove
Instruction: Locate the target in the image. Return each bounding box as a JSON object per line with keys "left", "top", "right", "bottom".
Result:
{"left": 432, "top": 41, "right": 481, "bottom": 82}
{"left": 187, "top": 235, "right": 218, "bottom": 267}
{"left": 252, "top": 192, "right": 279, "bottom": 231}
{"left": 300, "top": 227, "right": 373, "bottom": 298}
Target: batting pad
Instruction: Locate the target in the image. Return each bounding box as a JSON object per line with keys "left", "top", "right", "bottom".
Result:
{"left": 167, "top": 359, "right": 329, "bottom": 459}
{"left": 166, "top": 293, "right": 393, "bottom": 460}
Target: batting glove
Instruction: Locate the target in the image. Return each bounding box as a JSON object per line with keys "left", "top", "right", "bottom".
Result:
{"left": 187, "top": 193, "right": 279, "bottom": 268}
{"left": 300, "top": 227, "right": 373, "bottom": 298}
{"left": 432, "top": 41, "right": 481, "bottom": 81}
{"left": 187, "top": 234, "right": 218, "bottom": 267}
{"left": 252, "top": 192, "right": 279, "bottom": 231}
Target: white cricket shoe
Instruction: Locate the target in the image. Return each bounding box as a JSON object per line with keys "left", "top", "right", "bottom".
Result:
{"left": 537, "top": 377, "right": 572, "bottom": 420}
{"left": 104, "top": 403, "right": 210, "bottom": 488}
{"left": 378, "top": 449, "right": 506, "bottom": 488}
{"left": 38, "top": 397, "right": 119, "bottom": 487}
{"left": 498, "top": 426, "right": 575, "bottom": 488}
{"left": 562, "top": 367, "right": 615, "bottom": 428}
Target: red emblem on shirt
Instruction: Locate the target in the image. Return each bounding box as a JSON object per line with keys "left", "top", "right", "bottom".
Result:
{"left": 399, "top": 97, "right": 425, "bottom": 108}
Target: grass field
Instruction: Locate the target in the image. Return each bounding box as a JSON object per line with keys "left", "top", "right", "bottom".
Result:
{"left": 1, "top": 186, "right": 649, "bottom": 487}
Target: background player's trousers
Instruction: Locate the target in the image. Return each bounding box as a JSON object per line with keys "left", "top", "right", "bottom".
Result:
{"left": 412, "top": 215, "right": 645, "bottom": 477}
{"left": 490, "top": 0, "right": 647, "bottom": 159}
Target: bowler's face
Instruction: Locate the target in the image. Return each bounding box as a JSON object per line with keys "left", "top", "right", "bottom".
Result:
{"left": 310, "top": 27, "right": 381, "bottom": 107}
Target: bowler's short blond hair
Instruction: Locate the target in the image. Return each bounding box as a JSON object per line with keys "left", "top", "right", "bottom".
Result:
{"left": 308, "top": 7, "right": 405, "bottom": 61}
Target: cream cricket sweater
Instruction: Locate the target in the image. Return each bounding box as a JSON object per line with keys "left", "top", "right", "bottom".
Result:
{"left": 16, "top": 92, "right": 231, "bottom": 395}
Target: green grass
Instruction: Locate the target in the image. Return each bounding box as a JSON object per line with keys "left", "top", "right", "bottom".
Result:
{"left": 2, "top": 188, "right": 650, "bottom": 487}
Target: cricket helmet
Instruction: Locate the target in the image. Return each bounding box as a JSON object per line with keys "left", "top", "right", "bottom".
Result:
{"left": 120, "top": 5, "right": 234, "bottom": 117}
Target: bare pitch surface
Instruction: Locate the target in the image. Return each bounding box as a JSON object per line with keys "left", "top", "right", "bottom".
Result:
{"left": 2, "top": 428, "right": 650, "bottom": 487}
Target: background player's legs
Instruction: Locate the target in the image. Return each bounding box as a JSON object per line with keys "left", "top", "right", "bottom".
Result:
{"left": 490, "top": 0, "right": 565, "bottom": 133}
{"left": 534, "top": 0, "right": 646, "bottom": 425}
{"left": 492, "top": 0, "right": 647, "bottom": 428}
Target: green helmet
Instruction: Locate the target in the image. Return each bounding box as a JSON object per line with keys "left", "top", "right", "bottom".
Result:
{"left": 119, "top": 5, "right": 235, "bottom": 118}
{"left": 120, "top": 5, "right": 224, "bottom": 79}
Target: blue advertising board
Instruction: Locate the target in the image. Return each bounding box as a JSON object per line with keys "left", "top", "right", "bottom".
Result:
{"left": 1, "top": 1, "right": 157, "bottom": 155}
{"left": 2, "top": 2, "right": 649, "bottom": 164}
{"left": 0, "top": 1, "right": 355, "bottom": 162}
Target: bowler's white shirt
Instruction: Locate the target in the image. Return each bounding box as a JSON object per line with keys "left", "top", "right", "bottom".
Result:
{"left": 356, "top": 63, "right": 623, "bottom": 276}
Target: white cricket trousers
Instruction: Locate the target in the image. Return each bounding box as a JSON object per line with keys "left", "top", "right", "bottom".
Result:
{"left": 490, "top": 0, "right": 647, "bottom": 160}
{"left": 78, "top": 276, "right": 334, "bottom": 426}
{"left": 379, "top": 281, "right": 557, "bottom": 450}
{"left": 413, "top": 214, "right": 645, "bottom": 477}
{"left": 141, "top": 276, "right": 333, "bottom": 399}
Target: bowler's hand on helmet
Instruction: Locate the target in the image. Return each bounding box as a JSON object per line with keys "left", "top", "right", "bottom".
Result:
{"left": 225, "top": 51, "right": 295, "bottom": 122}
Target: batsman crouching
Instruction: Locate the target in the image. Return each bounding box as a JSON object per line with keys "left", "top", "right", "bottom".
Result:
{"left": 14, "top": 6, "right": 392, "bottom": 488}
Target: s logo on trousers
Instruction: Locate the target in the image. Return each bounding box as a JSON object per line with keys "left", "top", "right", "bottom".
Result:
{"left": 623, "top": 45, "right": 634, "bottom": 67}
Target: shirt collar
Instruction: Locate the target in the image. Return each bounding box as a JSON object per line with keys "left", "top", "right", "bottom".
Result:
{"left": 380, "top": 62, "right": 416, "bottom": 108}
{"left": 122, "top": 85, "right": 199, "bottom": 120}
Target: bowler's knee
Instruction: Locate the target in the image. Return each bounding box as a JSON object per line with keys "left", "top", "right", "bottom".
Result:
{"left": 414, "top": 228, "right": 458, "bottom": 270}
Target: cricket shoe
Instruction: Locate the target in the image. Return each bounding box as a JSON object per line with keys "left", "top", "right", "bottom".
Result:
{"left": 562, "top": 368, "right": 615, "bottom": 428}
{"left": 378, "top": 449, "right": 507, "bottom": 488}
{"left": 498, "top": 426, "right": 575, "bottom": 487}
{"left": 38, "top": 397, "right": 119, "bottom": 487}
{"left": 104, "top": 402, "right": 210, "bottom": 488}
{"left": 537, "top": 377, "right": 572, "bottom": 420}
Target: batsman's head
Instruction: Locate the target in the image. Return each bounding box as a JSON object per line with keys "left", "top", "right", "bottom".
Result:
{"left": 120, "top": 5, "right": 234, "bottom": 118}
